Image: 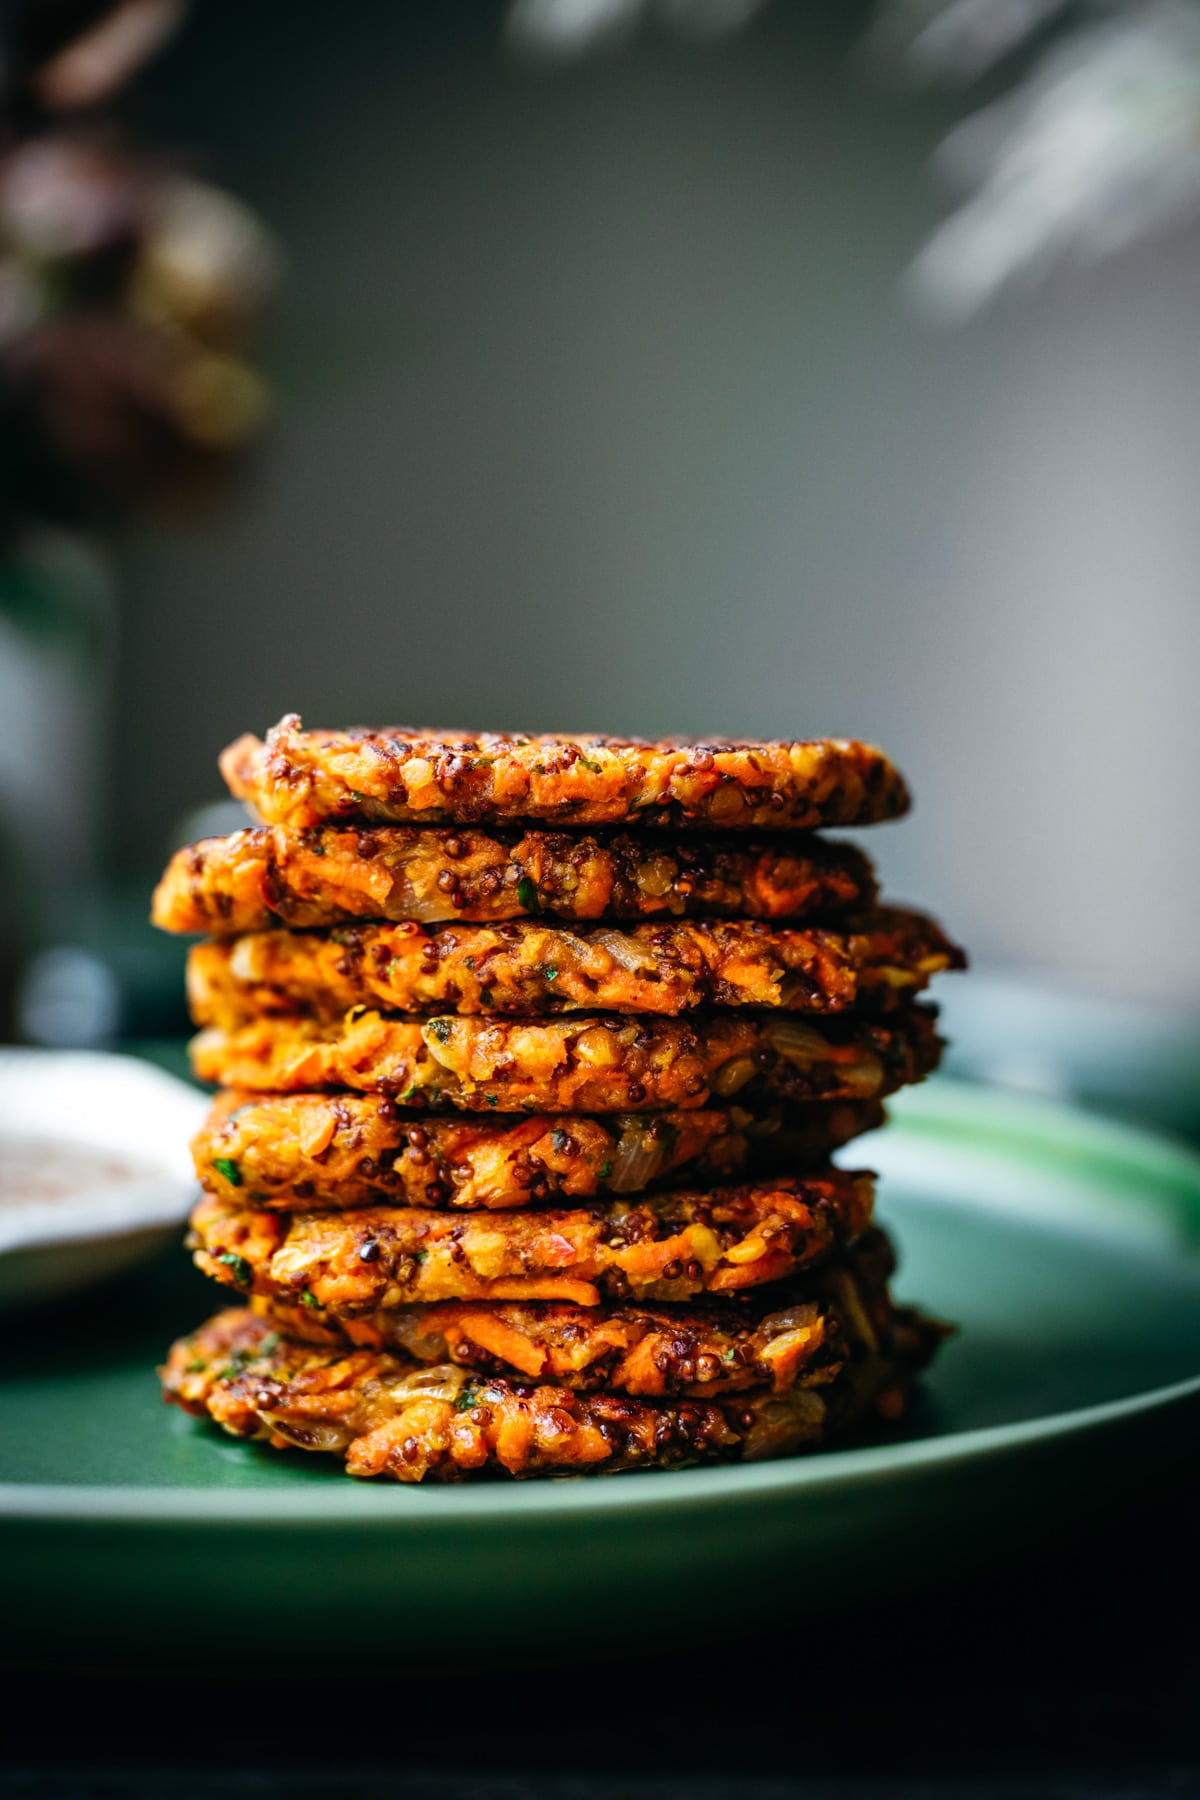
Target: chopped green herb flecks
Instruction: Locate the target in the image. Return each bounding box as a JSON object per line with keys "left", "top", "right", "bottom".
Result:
{"left": 300, "top": 1288, "right": 321, "bottom": 1308}
{"left": 217, "top": 1251, "right": 252, "bottom": 1287}
{"left": 516, "top": 875, "right": 539, "bottom": 912}
{"left": 212, "top": 1157, "right": 242, "bottom": 1188}
{"left": 597, "top": 1159, "right": 612, "bottom": 1180}
{"left": 454, "top": 1386, "right": 481, "bottom": 1412}
{"left": 257, "top": 1332, "right": 280, "bottom": 1356}
{"left": 550, "top": 1128, "right": 570, "bottom": 1154}
{"left": 427, "top": 1017, "right": 453, "bottom": 1043}
{"left": 579, "top": 758, "right": 603, "bottom": 774}
{"left": 544, "top": 966, "right": 559, "bottom": 983}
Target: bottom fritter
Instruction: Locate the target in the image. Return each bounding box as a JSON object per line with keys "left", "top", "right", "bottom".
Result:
{"left": 161, "top": 1283, "right": 946, "bottom": 1483}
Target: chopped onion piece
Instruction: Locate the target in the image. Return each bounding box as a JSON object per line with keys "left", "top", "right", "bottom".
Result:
{"left": 840, "top": 1051, "right": 885, "bottom": 1096}
{"left": 389, "top": 1364, "right": 467, "bottom": 1406}
{"left": 608, "top": 1123, "right": 666, "bottom": 1193}
{"left": 763, "top": 1019, "right": 832, "bottom": 1065}
{"left": 711, "top": 1054, "right": 758, "bottom": 1097}
{"left": 588, "top": 928, "right": 657, "bottom": 974}
{"left": 759, "top": 1302, "right": 822, "bottom": 1334}
{"left": 259, "top": 1414, "right": 352, "bottom": 1454}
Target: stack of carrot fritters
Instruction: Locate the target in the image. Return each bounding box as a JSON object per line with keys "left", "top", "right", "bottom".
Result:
{"left": 155, "top": 715, "right": 963, "bottom": 1482}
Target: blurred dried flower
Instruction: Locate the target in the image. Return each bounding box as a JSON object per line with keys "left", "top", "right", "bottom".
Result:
{"left": 0, "top": 133, "right": 143, "bottom": 258}
{"left": 0, "top": 0, "right": 278, "bottom": 549}
{"left": 862, "top": 0, "right": 1076, "bottom": 86}
{"left": 870, "top": 0, "right": 1200, "bottom": 319}
{"left": 506, "top": 0, "right": 768, "bottom": 58}
{"left": 5, "top": 0, "right": 186, "bottom": 120}
{"left": 133, "top": 177, "right": 279, "bottom": 349}
{"left": 10, "top": 312, "right": 263, "bottom": 515}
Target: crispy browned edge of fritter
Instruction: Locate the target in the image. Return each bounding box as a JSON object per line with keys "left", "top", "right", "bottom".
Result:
{"left": 220, "top": 716, "right": 911, "bottom": 833}
{"left": 185, "top": 906, "right": 964, "bottom": 1027}
{"left": 187, "top": 1166, "right": 875, "bottom": 1309}
{"left": 151, "top": 824, "right": 879, "bottom": 935}
{"left": 188, "top": 1003, "right": 942, "bottom": 1113}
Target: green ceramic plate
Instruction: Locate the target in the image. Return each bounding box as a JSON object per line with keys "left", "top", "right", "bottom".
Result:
{"left": 2, "top": 1078, "right": 1198, "bottom": 1670}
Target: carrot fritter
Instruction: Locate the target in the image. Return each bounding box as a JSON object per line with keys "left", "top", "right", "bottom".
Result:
{"left": 187, "top": 908, "right": 962, "bottom": 1029}
{"left": 189, "top": 1168, "right": 873, "bottom": 1308}
{"left": 220, "top": 714, "right": 910, "bottom": 833}
{"left": 151, "top": 823, "right": 878, "bottom": 936}
{"left": 190, "top": 1005, "right": 941, "bottom": 1112}
{"left": 256, "top": 1291, "right": 840, "bottom": 1395}
{"left": 194, "top": 1091, "right": 883, "bottom": 1212}
{"left": 161, "top": 1295, "right": 944, "bottom": 1480}
{"left": 252, "top": 1229, "right": 903, "bottom": 1396}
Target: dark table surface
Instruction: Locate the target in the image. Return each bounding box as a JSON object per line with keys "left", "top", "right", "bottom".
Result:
{"left": 4, "top": 1438, "right": 1198, "bottom": 1799}
{"left": 4, "top": 1038, "right": 1199, "bottom": 1799}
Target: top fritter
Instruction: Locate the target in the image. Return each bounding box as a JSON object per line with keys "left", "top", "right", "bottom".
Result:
{"left": 222, "top": 715, "right": 910, "bottom": 833}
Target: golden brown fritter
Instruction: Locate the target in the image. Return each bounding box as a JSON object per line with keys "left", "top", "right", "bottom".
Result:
{"left": 221, "top": 715, "right": 910, "bottom": 833}
{"left": 151, "top": 823, "right": 878, "bottom": 936}
{"left": 186, "top": 908, "right": 963, "bottom": 1029}
{"left": 161, "top": 1296, "right": 944, "bottom": 1480}
{"left": 252, "top": 1229, "right": 903, "bottom": 1396}
{"left": 194, "top": 1090, "right": 884, "bottom": 1212}
{"left": 255, "top": 1290, "right": 841, "bottom": 1395}
{"left": 191, "top": 1004, "right": 941, "bottom": 1112}
{"left": 189, "top": 1168, "right": 873, "bottom": 1308}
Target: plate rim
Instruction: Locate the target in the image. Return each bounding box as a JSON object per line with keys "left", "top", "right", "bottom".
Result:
{"left": 3, "top": 1077, "right": 1199, "bottom": 1527}
{"left": 2, "top": 1365, "right": 1198, "bottom": 1527}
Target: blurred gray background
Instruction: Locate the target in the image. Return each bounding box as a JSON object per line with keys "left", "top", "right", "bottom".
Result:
{"left": 116, "top": 0, "right": 1199, "bottom": 1007}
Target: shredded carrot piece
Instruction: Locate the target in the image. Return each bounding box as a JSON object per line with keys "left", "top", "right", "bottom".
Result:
{"left": 482, "top": 1277, "right": 601, "bottom": 1306}
{"left": 722, "top": 1227, "right": 781, "bottom": 1267}
{"left": 285, "top": 1048, "right": 325, "bottom": 1085}
{"left": 299, "top": 1113, "right": 338, "bottom": 1158}
{"left": 456, "top": 1312, "right": 547, "bottom": 1378}
{"left": 614, "top": 1231, "right": 697, "bottom": 1284}
{"left": 612, "top": 1339, "right": 671, "bottom": 1394}
{"left": 758, "top": 1322, "right": 826, "bottom": 1390}
{"left": 708, "top": 1250, "right": 797, "bottom": 1292}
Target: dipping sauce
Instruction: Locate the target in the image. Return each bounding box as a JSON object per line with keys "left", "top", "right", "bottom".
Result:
{"left": 0, "top": 1138, "right": 155, "bottom": 1207}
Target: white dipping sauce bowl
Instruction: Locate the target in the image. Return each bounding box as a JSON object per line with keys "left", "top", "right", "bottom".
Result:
{"left": 0, "top": 1050, "right": 207, "bottom": 1312}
